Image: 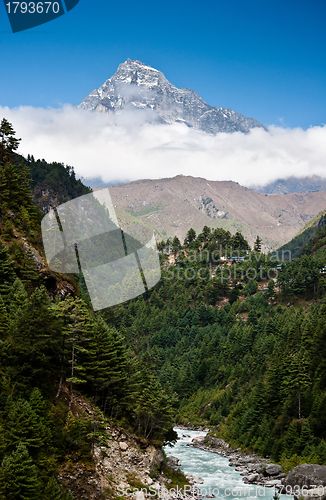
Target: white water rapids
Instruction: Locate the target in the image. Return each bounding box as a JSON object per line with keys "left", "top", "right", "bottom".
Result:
{"left": 164, "top": 429, "right": 290, "bottom": 500}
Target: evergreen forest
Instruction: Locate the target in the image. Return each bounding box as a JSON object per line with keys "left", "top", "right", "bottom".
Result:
{"left": 1, "top": 117, "right": 326, "bottom": 498}
{"left": 0, "top": 119, "right": 176, "bottom": 499}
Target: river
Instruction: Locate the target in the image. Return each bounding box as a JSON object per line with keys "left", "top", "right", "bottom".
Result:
{"left": 164, "top": 428, "right": 289, "bottom": 500}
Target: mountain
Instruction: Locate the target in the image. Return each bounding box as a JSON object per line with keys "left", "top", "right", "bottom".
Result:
{"left": 108, "top": 175, "right": 326, "bottom": 250}
{"left": 277, "top": 208, "right": 326, "bottom": 259}
{"left": 251, "top": 175, "right": 326, "bottom": 194}
{"left": 78, "top": 59, "right": 265, "bottom": 134}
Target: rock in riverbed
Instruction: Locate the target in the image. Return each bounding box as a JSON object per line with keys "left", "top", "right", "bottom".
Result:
{"left": 281, "top": 464, "right": 326, "bottom": 500}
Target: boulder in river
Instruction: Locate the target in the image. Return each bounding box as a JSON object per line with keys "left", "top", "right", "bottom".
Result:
{"left": 207, "top": 436, "right": 230, "bottom": 449}
{"left": 282, "top": 464, "right": 326, "bottom": 489}
{"left": 281, "top": 464, "right": 326, "bottom": 500}
{"left": 246, "top": 474, "right": 259, "bottom": 483}
{"left": 191, "top": 436, "right": 206, "bottom": 446}
{"left": 265, "top": 464, "right": 282, "bottom": 476}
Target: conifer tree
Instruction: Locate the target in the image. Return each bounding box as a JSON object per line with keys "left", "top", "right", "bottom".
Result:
{"left": 202, "top": 225, "right": 211, "bottom": 241}
{"left": 184, "top": 228, "right": 196, "bottom": 245}
{"left": 284, "top": 348, "right": 311, "bottom": 419}
{"left": 7, "top": 399, "right": 46, "bottom": 451}
{"left": 11, "top": 286, "right": 61, "bottom": 390}
{"left": 266, "top": 279, "right": 276, "bottom": 299}
{"left": 29, "top": 388, "right": 46, "bottom": 418}
{"left": 58, "top": 297, "right": 92, "bottom": 409}
{"left": 172, "top": 236, "right": 181, "bottom": 254}
{"left": 0, "top": 161, "right": 21, "bottom": 214}
{"left": 86, "top": 318, "right": 126, "bottom": 407}
{"left": 20, "top": 248, "right": 40, "bottom": 290}
{"left": 0, "top": 425, "right": 7, "bottom": 463}
{"left": 0, "top": 118, "right": 20, "bottom": 165}
{"left": 6, "top": 277, "right": 27, "bottom": 314}
{"left": 43, "top": 477, "right": 64, "bottom": 500}
{"left": 254, "top": 235, "right": 262, "bottom": 252}
{"left": 0, "top": 295, "right": 9, "bottom": 338}
{"left": 298, "top": 421, "right": 315, "bottom": 455}
{"left": 0, "top": 442, "right": 41, "bottom": 500}
{"left": 0, "top": 239, "right": 16, "bottom": 296}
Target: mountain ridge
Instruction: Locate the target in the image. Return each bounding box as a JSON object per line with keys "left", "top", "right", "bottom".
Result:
{"left": 107, "top": 174, "right": 326, "bottom": 251}
{"left": 252, "top": 175, "right": 326, "bottom": 194}
{"left": 78, "top": 59, "right": 265, "bottom": 134}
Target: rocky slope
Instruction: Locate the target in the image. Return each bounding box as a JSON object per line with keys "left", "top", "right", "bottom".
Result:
{"left": 78, "top": 59, "right": 264, "bottom": 134}
{"left": 107, "top": 175, "right": 326, "bottom": 251}
{"left": 57, "top": 389, "right": 186, "bottom": 500}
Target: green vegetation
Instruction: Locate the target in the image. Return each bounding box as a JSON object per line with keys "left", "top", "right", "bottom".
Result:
{"left": 13, "top": 152, "right": 91, "bottom": 209}
{"left": 112, "top": 223, "right": 326, "bottom": 468}
{"left": 2, "top": 116, "right": 326, "bottom": 497}
{"left": 0, "top": 119, "right": 176, "bottom": 498}
{"left": 278, "top": 209, "right": 326, "bottom": 259}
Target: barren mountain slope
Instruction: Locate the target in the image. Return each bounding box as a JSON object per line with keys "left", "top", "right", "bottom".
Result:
{"left": 108, "top": 175, "right": 326, "bottom": 250}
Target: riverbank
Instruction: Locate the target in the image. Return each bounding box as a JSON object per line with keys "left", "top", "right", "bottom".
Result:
{"left": 180, "top": 429, "right": 285, "bottom": 491}
{"left": 181, "top": 430, "right": 326, "bottom": 500}
{"left": 165, "top": 429, "right": 291, "bottom": 500}
{"left": 190, "top": 437, "right": 284, "bottom": 489}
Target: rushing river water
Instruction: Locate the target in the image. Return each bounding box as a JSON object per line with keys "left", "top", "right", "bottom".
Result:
{"left": 164, "top": 429, "right": 289, "bottom": 500}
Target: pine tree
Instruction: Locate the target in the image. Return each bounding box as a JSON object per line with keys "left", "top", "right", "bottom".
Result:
{"left": 0, "top": 425, "right": 7, "bottom": 463}
{"left": 58, "top": 297, "right": 92, "bottom": 409}
{"left": 11, "top": 286, "right": 62, "bottom": 390}
{"left": 0, "top": 118, "right": 20, "bottom": 165}
{"left": 43, "top": 477, "right": 64, "bottom": 500}
{"left": 254, "top": 235, "right": 262, "bottom": 252}
{"left": 16, "top": 162, "right": 35, "bottom": 214}
{"left": 202, "top": 225, "right": 211, "bottom": 241}
{"left": 0, "top": 442, "right": 41, "bottom": 500}
{"left": 29, "top": 388, "right": 46, "bottom": 418}
{"left": 284, "top": 348, "right": 311, "bottom": 419}
{"left": 0, "top": 161, "right": 21, "bottom": 214}
{"left": 20, "top": 248, "right": 40, "bottom": 290}
{"left": 172, "top": 236, "right": 181, "bottom": 254}
{"left": 85, "top": 318, "right": 127, "bottom": 408}
{"left": 298, "top": 421, "right": 315, "bottom": 455}
{"left": 6, "top": 278, "right": 27, "bottom": 314}
{"left": 266, "top": 279, "right": 276, "bottom": 299}
{"left": 0, "top": 295, "right": 9, "bottom": 338}
{"left": 7, "top": 399, "right": 46, "bottom": 451}
{"left": 283, "top": 421, "right": 300, "bottom": 457}
{"left": 0, "top": 239, "right": 16, "bottom": 296}
{"left": 184, "top": 228, "right": 196, "bottom": 245}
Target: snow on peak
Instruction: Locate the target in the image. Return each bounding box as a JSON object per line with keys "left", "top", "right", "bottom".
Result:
{"left": 78, "top": 59, "right": 265, "bottom": 134}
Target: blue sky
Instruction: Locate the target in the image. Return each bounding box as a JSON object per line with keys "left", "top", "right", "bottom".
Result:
{"left": 1, "top": 0, "right": 325, "bottom": 129}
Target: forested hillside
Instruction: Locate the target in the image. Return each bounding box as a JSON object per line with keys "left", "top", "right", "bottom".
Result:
{"left": 12, "top": 152, "right": 91, "bottom": 213}
{"left": 2, "top": 116, "right": 326, "bottom": 497}
{"left": 110, "top": 225, "right": 326, "bottom": 472}
{"left": 277, "top": 209, "right": 326, "bottom": 260}
{"left": 0, "top": 119, "right": 176, "bottom": 499}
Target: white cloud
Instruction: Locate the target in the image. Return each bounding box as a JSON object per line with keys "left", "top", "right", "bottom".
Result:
{"left": 1, "top": 105, "right": 326, "bottom": 187}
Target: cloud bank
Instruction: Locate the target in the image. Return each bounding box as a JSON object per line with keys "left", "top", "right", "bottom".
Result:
{"left": 1, "top": 105, "right": 325, "bottom": 187}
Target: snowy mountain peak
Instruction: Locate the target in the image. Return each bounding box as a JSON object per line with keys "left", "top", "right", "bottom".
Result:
{"left": 78, "top": 59, "right": 265, "bottom": 134}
